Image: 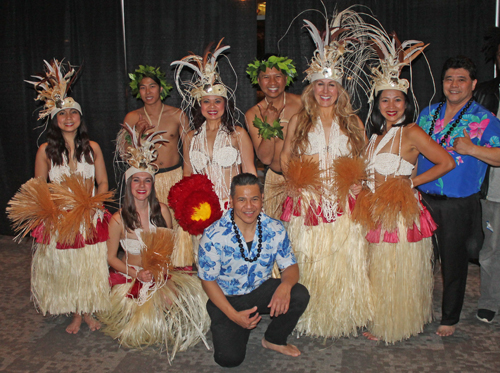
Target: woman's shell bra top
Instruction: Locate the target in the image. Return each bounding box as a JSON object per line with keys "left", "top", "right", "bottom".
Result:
{"left": 190, "top": 123, "right": 241, "bottom": 172}
{"left": 49, "top": 156, "right": 95, "bottom": 183}
{"left": 190, "top": 146, "right": 241, "bottom": 170}
{"left": 303, "top": 120, "right": 350, "bottom": 157}
{"left": 120, "top": 222, "right": 155, "bottom": 256}
{"left": 368, "top": 126, "right": 414, "bottom": 177}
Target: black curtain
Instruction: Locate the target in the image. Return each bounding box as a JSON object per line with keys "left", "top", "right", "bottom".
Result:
{"left": 124, "top": 0, "right": 257, "bottom": 113}
{"left": 0, "top": 0, "right": 256, "bottom": 235}
{"left": 265, "top": 0, "right": 497, "bottom": 118}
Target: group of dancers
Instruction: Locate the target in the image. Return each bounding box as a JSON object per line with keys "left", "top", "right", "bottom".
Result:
{"left": 8, "top": 7, "right": 470, "bottom": 362}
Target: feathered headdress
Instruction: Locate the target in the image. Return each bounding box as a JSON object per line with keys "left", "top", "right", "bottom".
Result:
{"left": 302, "top": 8, "right": 376, "bottom": 107}
{"left": 368, "top": 31, "right": 428, "bottom": 99}
{"left": 304, "top": 9, "right": 365, "bottom": 84}
{"left": 25, "top": 59, "right": 81, "bottom": 120}
{"left": 171, "top": 39, "right": 231, "bottom": 104}
{"left": 120, "top": 124, "right": 168, "bottom": 180}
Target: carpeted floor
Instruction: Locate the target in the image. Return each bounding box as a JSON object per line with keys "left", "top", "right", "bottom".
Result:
{"left": 1, "top": 235, "right": 499, "bottom": 373}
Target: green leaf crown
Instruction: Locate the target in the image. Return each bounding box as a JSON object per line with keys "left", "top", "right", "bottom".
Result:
{"left": 129, "top": 65, "right": 173, "bottom": 101}
{"left": 246, "top": 56, "right": 297, "bottom": 86}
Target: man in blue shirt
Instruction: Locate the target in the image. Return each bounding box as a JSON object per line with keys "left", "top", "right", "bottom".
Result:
{"left": 417, "top": 56, "right": 500, "bottom": 337}
{"left": 198, "top": 173, "right": 309, "bottom": 367}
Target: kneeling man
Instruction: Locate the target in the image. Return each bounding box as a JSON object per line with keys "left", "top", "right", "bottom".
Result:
{"left": 198, "top": 173, "right": 309, "bottom": 368}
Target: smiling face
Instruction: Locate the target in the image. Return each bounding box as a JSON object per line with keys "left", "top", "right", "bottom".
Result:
{"left": 443, "top": 68, "right": 477, "bottom": 107}
{"left": 312, "top": 79, "right": 339, "bottom": 107}
{"left": 378, "top": 90, "right": 407, "bottom": 126}
{"left": 139, "top": 77, "right": 163, "bottom": 105}
{"left": 230, "top": 184, "right": 263, "bottom": 228}
{"left": 200, "top": 95, "right": 225, "bottom": 122}
{"left": 56, "top": 108, "right": 81, "bottom": 133}
{"left": 257, "top": 67, "right": 286, "bottom": 99}
{"left": 130, "top": 172, "right": 153, "bottom": 201}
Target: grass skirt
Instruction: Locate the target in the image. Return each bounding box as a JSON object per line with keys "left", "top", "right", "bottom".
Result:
{"left": 155, "top": 167, "right": 194, "bottom": 267}
{"left": 288, "top": 213, "right": 372, "bottom": 338}
{"left": 264, "top": 169, "right": 285, "bottom": 220}
{"left": 31, "top": 240, "right": 110, "bottom": 315}
{"left": 99, "top": 270, "right": 209, "bottom": 360}
{"left": 367, "top": 214, "right": 433, "bottom": 343}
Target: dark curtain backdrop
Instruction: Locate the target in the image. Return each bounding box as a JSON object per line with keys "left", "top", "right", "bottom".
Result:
{"left": 0, "top": 0, "right": 496, "bottom": 235}
{"left": 265, "top": 0, "right": 497, "bottom": 120}
{"left": 0, "top": 0, "right": 257, "bottom": 235}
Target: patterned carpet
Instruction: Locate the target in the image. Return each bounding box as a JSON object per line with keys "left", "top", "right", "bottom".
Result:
{"left": 1, "top": 235, "right": 499, "bottom": 373}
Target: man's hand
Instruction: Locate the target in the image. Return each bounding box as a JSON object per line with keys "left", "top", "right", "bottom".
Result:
{"left": 135, "top": 114, "right": 153, "bottom": 132}
{"left": 230, "top": 306, "right": 261, "bottom": 329}
{"left": 268, "top": 283, "right": 291, "bottom": 317}
{"left": 448, "top": 129, "right": 475, "bottom": 155}
{"left": 258, "top": 102, "right": 284, "bottom": 125}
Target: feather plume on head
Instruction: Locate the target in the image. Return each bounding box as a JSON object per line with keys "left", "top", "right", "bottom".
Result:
{"left": 118, "top": 123, "right": 169, "bottom": 181}
{"left": 25, "top": 59, "right": 82, "bottom": 120}
{"left": 171, "top": 39, "right": 231, "bottom": 104}
{"left": 368, "top": 31, "right": 428, "bottom": 100}
{"left": 303, "top": 7, "right": 377, "bottom": 107}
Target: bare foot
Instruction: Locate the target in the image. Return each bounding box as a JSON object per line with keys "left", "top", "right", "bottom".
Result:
{"left": 436, "top": 325, "right": 455, "bottom": 337}
{"left": 261, "top": 338, "right": 301, "bottom": 357}
{"left": 363, "top": 331, "right": 379, "bottom": 341}
{"left": 83, "top": 313, "right": 101, "bottom": 331}
{"left": 66, "top": 314, "right": 82, "bottom": 334}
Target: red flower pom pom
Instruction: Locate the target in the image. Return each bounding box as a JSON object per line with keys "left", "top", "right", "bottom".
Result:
{"left": 168, "top": 174, "right": 223, "bottom": 235}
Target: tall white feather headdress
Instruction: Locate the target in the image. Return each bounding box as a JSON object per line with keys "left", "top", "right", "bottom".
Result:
{"left": 25, "top": 59, "right": 81, "bottom": 119}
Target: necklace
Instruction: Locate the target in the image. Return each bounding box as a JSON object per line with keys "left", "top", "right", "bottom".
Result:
{"left": 144, "top": 103, "right": 164, "bottom": 148}
{"left": 427, "top": 99, "right": 473, "bottom": 146}
{"left": 265, "top": 92, "right": 286, "bottom": 121}
{"left": 231, "top": 209, "right": 262, "bottom": 263}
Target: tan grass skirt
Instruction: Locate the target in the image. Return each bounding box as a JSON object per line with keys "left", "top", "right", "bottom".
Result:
{"left": 155, "top": 167, "right": 194, "bottom": 267}
{"left": 264, "top": 169, "right": 285, "bottom": 220}
{"left": 367, "top": 216, "right": 433, "bottom": 343}
{"left": 31, "top": 240, "right": 110, "bottom": 315}
{"left": 98, "top": 270, "right": 209, "bottom": 360}
{"left": 288, "top": 213, "right": 372, "bottom": 338}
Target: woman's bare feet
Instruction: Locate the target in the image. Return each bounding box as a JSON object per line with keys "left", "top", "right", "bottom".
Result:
{"left": 363, "top": 331, "right": 379, "bottom": 341}
{"left": 436, "top": 325, "right": 455, "bottom": 337}
{"left": 83, "top": 313, "right": 101, "bottom": 331}
{"left": 66, "top": 314, "right": 83, "bottom": 334}
{"left": 261, "top": 338, "right": 301, "bottom": 357}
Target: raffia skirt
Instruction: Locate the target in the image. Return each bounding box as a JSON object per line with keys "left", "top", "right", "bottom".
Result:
{"left": 264, "top": 169, "right": 285, "bottom": 220}
{"left": 98, "top": 270, "right": 209, "bottom": 360}
{"left": 287, "top": 213, "right": 372, "bottom": 338}
{"left": 367, "top": 214, "right": 434, "bottom": 343}
{"left": 155, "top": 167, "right": 194, "bottom": 267}
{"left": 31, "top": 239, "right": 110, "bottom": 315}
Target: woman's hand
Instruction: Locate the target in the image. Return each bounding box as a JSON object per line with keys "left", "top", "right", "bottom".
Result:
{"left": 350, "top": 184, "right": 362, "bottom": 196}
{"left": 137, "top": 269, "right": 153, "bottom": 282}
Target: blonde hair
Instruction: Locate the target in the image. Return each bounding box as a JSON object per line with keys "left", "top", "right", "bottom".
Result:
{"left": 291, "top": 83, "right": 365, "bottom": 158}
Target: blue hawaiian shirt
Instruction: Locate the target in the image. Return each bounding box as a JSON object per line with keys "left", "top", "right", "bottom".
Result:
{"left": 417, "top": 101, "right": 500, "bottom": 197}
{"left": 197, "top": 209, "right": 296, "bottom": 296}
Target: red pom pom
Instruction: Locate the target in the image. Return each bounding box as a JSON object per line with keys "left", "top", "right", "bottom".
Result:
{"left": 168, "top": 174, "right": 223, "bottom": 235}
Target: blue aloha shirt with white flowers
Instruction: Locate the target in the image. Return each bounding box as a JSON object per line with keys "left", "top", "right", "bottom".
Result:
{"left": 197, "top": 209, "right": 296, "bottom": 296}
{"left": 417, "top": 101, "right": 500, "bottom": 197}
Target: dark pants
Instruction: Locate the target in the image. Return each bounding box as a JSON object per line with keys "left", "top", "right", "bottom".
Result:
{"left": 207, "top": 279, "right": 309, "bottom": 368}
{"left": 421, "top": 192, "right": 482, "bottom": 325}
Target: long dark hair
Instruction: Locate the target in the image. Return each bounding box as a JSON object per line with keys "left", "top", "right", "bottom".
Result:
{"left": 191, "top": 97, "right": 236, "bottom": 134}
{"left": 45, "top": 111, "right": 94, "bottom": 165}
{"left": 366, "top": 91, "right": 415, "bottom": 138}
{"left": 121, "top": 176, "right": 167, "bottom": 231}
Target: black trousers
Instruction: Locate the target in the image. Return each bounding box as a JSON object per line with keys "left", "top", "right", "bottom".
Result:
{"left": 206, "top": 279, "right": 309, "bottom": 368}
{"left": 421, "top": 192, "right": 482, "bottom": 325}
